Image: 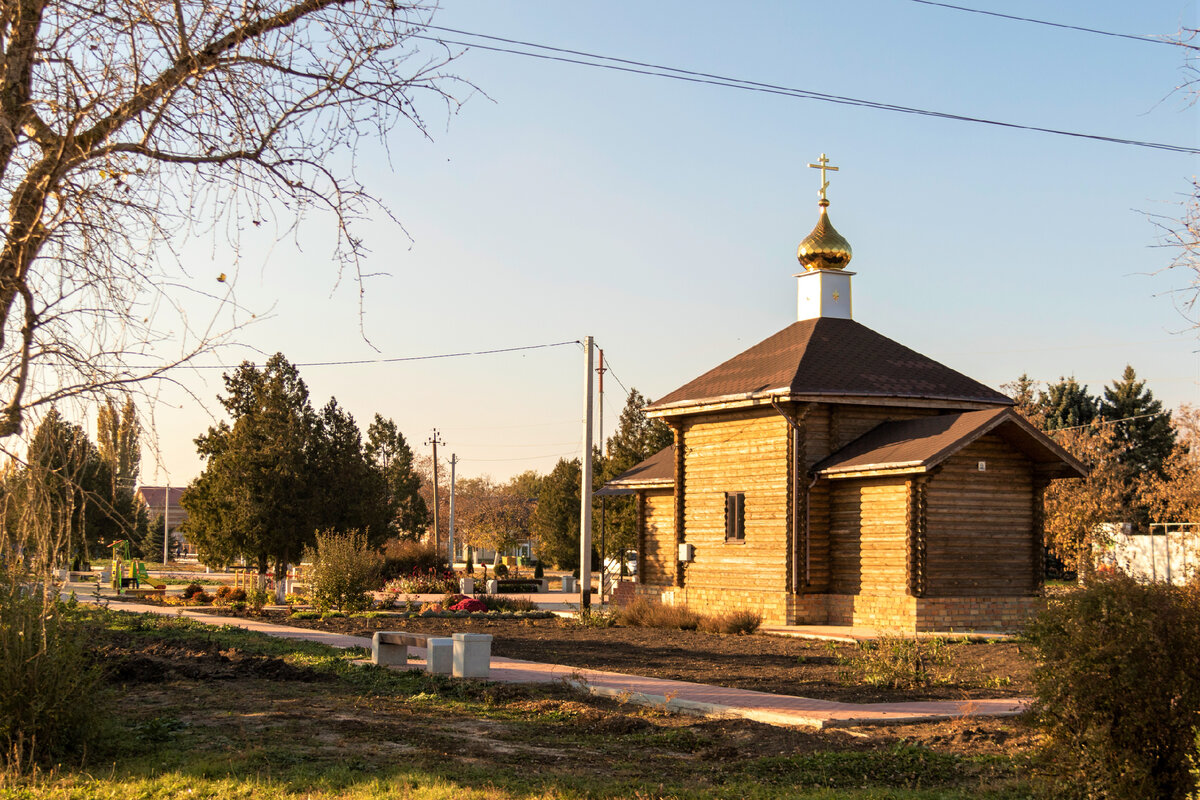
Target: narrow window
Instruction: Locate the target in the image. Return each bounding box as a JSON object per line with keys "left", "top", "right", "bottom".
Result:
{"left": 725, "top": 492, "right": 745, "bottom": 541}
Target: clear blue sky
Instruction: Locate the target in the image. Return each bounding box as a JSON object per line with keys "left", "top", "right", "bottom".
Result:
{"left": 140, "top": 0, "right": 1198, "bottom": 487}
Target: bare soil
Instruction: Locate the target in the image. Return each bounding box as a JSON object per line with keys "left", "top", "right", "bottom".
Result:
{"left": 98, "top": 622, "right": 1036, "bottom": 775}
{"left": 211, "top": 608, "right": 1035, "bottom": 704}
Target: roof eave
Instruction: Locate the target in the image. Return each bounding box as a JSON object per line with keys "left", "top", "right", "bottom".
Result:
{"left": 647, "top": 391, "right": 1011, "bottom": 419}
{"left": 817, "top": 462, "right": 933, "bottom": 480}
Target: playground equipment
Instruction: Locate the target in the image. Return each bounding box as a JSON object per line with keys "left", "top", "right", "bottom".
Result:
{"left": 109, "top": 540, "right": 137, "bottom": 593}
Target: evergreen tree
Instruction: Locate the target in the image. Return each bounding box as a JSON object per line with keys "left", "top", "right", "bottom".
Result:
{"left": 183, "top": 355, "right": 404, "bottom": 576}
{"left": 1038, "top": 377, "right": 1099, "bottom": 431}
{"left": 530, "top": 458, "right": 582, "bottom": 570}
{"left": 365, "top": 414, "right": 429, "bottom": 539}
{"left": 183, "top": 354, "right": 317, "bottom": 577}
{"left": 309, "top": 399, "right": 390, "bottom": 543}
{"left": 600, "top": 389, "right": 674, "bottom": 563}
{"left": 1099, "top": 365, "right": 1175, "bottom": 478}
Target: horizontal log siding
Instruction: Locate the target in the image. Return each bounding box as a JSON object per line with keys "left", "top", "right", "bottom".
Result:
{"left": 640, "top": 490, "right": 676, "bottom": 588}
{"left": 925, "top": 434, "right": 1036, "bottom": 597}
{"left": 830, "top": 477, "right": 908, "bottom": 596}
{"left": 807, "top": 405, "right": 934, "bottom": 595}
{"left": 681, "top": 409, "right": 789, "bottom": 594}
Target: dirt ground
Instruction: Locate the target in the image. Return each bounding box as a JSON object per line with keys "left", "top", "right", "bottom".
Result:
{"left": 97, "top": 624, "right": 1036, "bottom": 766}
{"left": 192, "top": 608, "right": 1035, "bottom": 704}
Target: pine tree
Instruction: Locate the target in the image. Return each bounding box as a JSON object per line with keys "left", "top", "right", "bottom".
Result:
{"left": 1099, "top": 365, "right": 1175, "bottom": 479}
{"left": 1038, "top": 377, "right": 1099, "bottom": 431}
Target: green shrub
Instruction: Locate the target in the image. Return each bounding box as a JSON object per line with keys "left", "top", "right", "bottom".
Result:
{"left": 533, "top": 562, "right": 544, "bottom": 579}
{"left": 290, "top": 610, "right": 321, "bottom": 620}
{"left": 478, "top": 594, "right": 539, "bottom": 613}
{"left": 1025, "top": 573, "right": 1200, "bottom": 800}
{"left": 0, "top": 584, "right": 102, "bottom": 773}
{"left": 181, "top": 582, "right": 204, "bottom": 599}
{"left": 842, "top": 635, "right": 951, "bottom": 689}
{"left": 699, "top": 609, "right": 762, "bottom": 635}
{"left": 493, "top": 563, "right": 509, "bottom": 578}
{"left": 246, "top": 586, "right": 269, "bottom": 612}
{"left": 379, "top": 539, "right": 446, "bottom": 583}
{"left": 306, "top": 529, "right": 379, "bottom": 612}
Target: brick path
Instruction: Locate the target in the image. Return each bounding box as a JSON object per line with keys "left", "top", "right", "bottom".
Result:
{"left": 88, "top": 592, "right": 1028, "bottom": 729}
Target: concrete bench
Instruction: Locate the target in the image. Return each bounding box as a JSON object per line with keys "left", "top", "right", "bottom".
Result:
{"left": 371, "top": 630, "right": 492, "bottom": 678}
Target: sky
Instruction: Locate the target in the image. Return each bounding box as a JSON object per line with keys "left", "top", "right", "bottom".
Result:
{"left": 134, "top": 0, "right": 1198, "bottom": 488}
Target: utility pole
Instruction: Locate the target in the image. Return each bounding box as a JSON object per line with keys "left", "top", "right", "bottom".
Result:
{"left": 597, "top": 348, "right": 606, "bottom": 606}
{"left": 426, "top": 429, "right": 444, "bottom": 559}
{"left": 162, "top": 480, "right": 170, "bottom": 565}
{"left": 580, "top": 336, "right": 594, "bottom": 612}
{"left": 448, "top": 453, "right": 458, "bottom": 567}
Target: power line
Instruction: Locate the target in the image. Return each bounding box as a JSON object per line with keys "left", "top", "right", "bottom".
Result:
{"left": 156, "top": 339, "right": 580, "bottom": 370}
{"left": 1047, "top": 410, "right": 1172, "bottom": 433}
{"left": 903, "top": 0, "right": 1199, "bottom": 51}
{"left": 411, "top": 26, "right": 1200, "bottom": 155}
{"left": 459, "top": 450, "right": 578, "bottom": 463}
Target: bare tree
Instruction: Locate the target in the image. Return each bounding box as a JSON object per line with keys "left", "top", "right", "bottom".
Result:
{"left": 0, "top": 0, "right": 463, "bottom": 437}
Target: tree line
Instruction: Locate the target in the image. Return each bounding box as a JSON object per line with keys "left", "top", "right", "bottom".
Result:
{"left": 1006, "top": 365, "right": 1192, "bottom": 573}
{"left": 181, "top": 353, "right": 429, "bottom": 579}
{"left": 0, "top": 399, "right": 156, "bottom": 569}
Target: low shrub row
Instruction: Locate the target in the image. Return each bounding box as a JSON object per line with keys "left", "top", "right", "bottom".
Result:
{"left": 615, "top": 598, "right": 762, "bottom": 634}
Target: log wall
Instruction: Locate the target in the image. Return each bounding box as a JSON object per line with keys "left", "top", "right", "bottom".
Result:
{"left": 679, "top": 408, "right": 789, "bottom": 595}
{"left": 639, "top": 490, "right": 676, "bottom": 588}
{"left": 802, "top": 404, "right": 937, "bottom": 593}
{"left": 829, "top": 476, "right": 909, "bottom": 596}
{"left": 925, "top": 433, "right": 1036, "bottom": 597}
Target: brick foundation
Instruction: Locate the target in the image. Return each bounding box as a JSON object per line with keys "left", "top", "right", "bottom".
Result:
{"left": 625, "top": 581, "right": 1041, "bottom": 632}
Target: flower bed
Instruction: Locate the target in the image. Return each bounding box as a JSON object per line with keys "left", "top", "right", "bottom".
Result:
{"left": 383, "top": 568, "right": 459, "bottom": 595}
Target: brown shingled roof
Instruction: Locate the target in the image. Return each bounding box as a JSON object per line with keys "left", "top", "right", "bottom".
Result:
{"left": 648, "top": 317, "right": 1012, "bottom": 411}
{"left": 812, "top": 408, "right": 1087, "bottom": 479}
{"left": 596, "top": 445, "right": 674, "bottom": 496}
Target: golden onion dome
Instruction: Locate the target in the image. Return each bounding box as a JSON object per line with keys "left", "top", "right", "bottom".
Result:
{"left": 797, "top": 199, "right": 852, "bottom": 271}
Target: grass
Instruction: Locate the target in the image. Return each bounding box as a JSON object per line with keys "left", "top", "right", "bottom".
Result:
{"left": 615, "top": 597, "right": 763, "bottom": 634}
{"left": 0, "top": 608, "right": 1032, "bottom": 799}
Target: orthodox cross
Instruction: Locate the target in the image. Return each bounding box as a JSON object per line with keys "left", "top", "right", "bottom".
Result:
{"left": 807, "top": 153, "right": 839, "bottom": 202}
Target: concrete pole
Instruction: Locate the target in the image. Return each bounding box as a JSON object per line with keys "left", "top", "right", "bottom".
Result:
{"left": 427, "top": 429, "right": 443, "bottom": 559}
{"left": 163, "top": 481, "right": 170, "bottom": 565}
{"left": 597, "top": 348, "right": 605, "bottom": 606}
{"left": 580, "top": 336, "right": 594, "bottom": 611}
{"left": 449, "top": 454, "right": 458, "bottom": 567}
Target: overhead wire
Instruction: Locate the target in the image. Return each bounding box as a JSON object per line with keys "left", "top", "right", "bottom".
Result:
{"left": 155, "top": 339, "right": 580, "bottom": 370}
{"left": 1046, "top": 410, "right": 1173, "bottom": 433}
{"left": 410, "top": 26, "right": 1200, "bottom": 155}
{"left": 903, "top": 0, "right": 1199, "bottom": 50}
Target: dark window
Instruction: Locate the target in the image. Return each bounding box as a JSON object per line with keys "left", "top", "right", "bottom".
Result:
{"left": 725, "top": 492, "right": 745, "bottom": 541}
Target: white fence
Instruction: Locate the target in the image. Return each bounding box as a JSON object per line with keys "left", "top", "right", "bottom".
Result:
{"left": 1094, "top": 523, "right": 1200, "bottom": 585}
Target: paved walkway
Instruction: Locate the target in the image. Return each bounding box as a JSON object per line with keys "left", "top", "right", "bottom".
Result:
{"left": 86, "top": 591, "right": 1030, "bottom": 730}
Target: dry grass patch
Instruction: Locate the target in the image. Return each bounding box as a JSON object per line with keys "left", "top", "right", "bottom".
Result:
{"left": 616, "top": 597, "right": 762, "bottom": 634}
